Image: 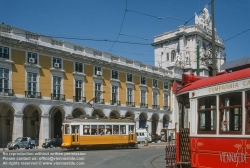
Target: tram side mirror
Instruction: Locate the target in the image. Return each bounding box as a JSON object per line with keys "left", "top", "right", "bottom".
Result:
{"left": 168, "top": 136, "right": 171, "bottom": 142}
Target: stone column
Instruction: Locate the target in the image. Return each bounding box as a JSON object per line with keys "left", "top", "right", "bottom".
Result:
{"left": 147, "top": 119, "right": 152, "bottom": 135}
{"left": 12, "top": 113, "right": 23, "bottom": 141}
{"left": 0, "top": 116, "right": 4, "bottom": 147}
{"left": 40, "top": 115, "right": 50, "bottom": 146}
{"left": 135, "top": 118, "right": 139, "bottom": 129}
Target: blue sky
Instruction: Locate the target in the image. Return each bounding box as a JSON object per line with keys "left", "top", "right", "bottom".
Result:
{"left": 1, "top": 0, "right": 249, "bottom": 65}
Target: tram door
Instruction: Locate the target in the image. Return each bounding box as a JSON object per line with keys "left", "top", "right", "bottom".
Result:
{"left": 128, "top": 125, "right": 135, "bottom": 142}
{"left": 71, "top": 125, "right": 80, "bottom": 145}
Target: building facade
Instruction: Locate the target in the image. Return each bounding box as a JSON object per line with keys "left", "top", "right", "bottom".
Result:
{"left": 153, "top": 6, "right": 226, "bottom": 78}
{"left": 0, "top": 24, "right": 175, "bottom": 146}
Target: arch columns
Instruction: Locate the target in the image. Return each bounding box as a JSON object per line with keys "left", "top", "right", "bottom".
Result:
{"left": 40, "top": 114, "right": 50, "bottom": 146}
{"left": 12, "top": 113, "right": 23, "bottom": 141}
{"left": 135, "top": 118, "right": 139, "bottom": 129}
{"left": 147, "top": 119, "right": 152, "bottom": 135}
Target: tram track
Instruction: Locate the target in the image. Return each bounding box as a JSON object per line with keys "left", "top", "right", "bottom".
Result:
{"left": 150, "top": 154, "right": 165, "bottom": 168}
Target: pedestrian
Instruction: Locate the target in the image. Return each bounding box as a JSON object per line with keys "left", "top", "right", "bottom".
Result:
{"left": 26, "top": 137, "right": 31, "bottom": 149}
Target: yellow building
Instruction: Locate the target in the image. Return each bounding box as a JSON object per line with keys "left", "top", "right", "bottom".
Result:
{"left": 0, "top": 24, "right": 174, "bottom": 146}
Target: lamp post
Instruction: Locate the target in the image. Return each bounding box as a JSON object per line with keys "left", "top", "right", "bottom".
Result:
{"left": 144, "top": 125, "right": 148, "bottom": 146}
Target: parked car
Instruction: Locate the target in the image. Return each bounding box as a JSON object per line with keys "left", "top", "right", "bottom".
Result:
{"left": 151, "top": 134, "right": 162, "bottom": 143}
{"left": 136, "top": 128, "right": 152, "bottom": 143}
{"left": 42, "top": 138, "right": 62, "bottom": 148}
{"left": 7, "top": 137, "right": 36, "bottom": 150}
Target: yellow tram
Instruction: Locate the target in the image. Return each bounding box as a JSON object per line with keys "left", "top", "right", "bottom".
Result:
{"left": 61, "top": 117, "right": 137, "bottom": 149}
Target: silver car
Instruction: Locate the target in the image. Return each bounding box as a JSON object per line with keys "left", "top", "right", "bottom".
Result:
{"left": 7, "top": 137, "right": 36, "bottom": 150}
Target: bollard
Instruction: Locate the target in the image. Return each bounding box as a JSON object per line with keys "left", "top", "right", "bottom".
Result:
{"left": 144, "top": 137, "right": 148, "bottom": 146}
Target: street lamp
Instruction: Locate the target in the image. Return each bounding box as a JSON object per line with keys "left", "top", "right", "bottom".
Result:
{"left": 144, "top": 125, "right": 148, "bottom": 146}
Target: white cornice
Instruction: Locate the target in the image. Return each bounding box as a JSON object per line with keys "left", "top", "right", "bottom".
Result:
{"left": 24, "top": 63, "right": 41, "bottom": 69}
{"left": 50, "top": 68, "right": 65, "bottom": 73}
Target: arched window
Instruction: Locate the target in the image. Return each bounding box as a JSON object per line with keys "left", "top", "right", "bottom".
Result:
{"left": 171, "top": 50, "right": 176, "bottom": 62}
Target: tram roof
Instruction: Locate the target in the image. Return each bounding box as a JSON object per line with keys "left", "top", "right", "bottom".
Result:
{"left": 63, "top": 118, "right": 135, "bottom": 124}
{"left": 176, "top": 67, "right": 250, "bottom": 95}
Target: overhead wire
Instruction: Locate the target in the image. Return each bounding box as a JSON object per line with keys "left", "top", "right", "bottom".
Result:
{"left": 108, "top": 0, "right": 128, "bottom": 52}
{"left": 119, "top": 33, "right": 150, "bottom": 40}
{"left": 126, "top": 9, "right": 186, "bottom": 22}
{"left": 223, "top": 28, "right": 250, "bottom": 42}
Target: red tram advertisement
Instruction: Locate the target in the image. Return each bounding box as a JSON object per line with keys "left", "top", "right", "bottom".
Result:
{"left": 173, "top": 67, "right": 250, "bottom": 168}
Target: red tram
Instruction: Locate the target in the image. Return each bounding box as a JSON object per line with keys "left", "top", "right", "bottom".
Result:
{"left": 174, "top": 67, "right": 250, "bottom": 168}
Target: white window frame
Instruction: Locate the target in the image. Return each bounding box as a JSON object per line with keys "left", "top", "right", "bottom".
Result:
{"left": 0, "top": 46, "right": 9, "bottom": 59}
{"left": 111, "top": 70, "right": 118, "bottom": 79}
{"left": 112, "top": 85, "right": 118, "bottom": 102}
{"left": 127, "top": 88, "right": 133, "bottom": 103}
{"left": 75, "top": 62, "right": 83, "bottom": 73}
{"left": 127, "top": 73, "right": 133, "bottom": 82}
{"left": 75, "top": 79, "right": 83, "bottom": 98}
{"left": 164, "top": 92, "right": 169, "bottom": 107}
{"left": 27, "top": 52, "right": 38, "bottom": 64}
{"left": 153, "top": 79, "right": 158, "bottom": 87}
{"left": 53, "top": 76, "right": 61, "bottom": 95}
{"left": 94, "top": 66, "right": 102, "bottom": 75}
{"left": 0, "top": 68, "right": 9, "bottom": 92}
{"left": 141, "top": 90, "right": 146, "bottom": 104}
{"left": 141, "top": 76, "right": 146, "bottom": 85}
{"left": 153, "top": 92, "right": 158, "bottom": 106}
{"left": 52, "top": 57, "right": 62, "bottom": 69}
{"left": 27, "top": 72, "right": 37, "bottom": 93}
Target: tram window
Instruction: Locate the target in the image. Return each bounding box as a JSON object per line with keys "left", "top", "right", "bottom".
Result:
{"left": 83, "top": 125, "right": 90, "bottom": 135}
{"left": 120, "top": 125, "right": 126, "bottom": 134}
{"left": 99, "top": 125, "right": 105, "bottom": 135}
{"left": 91, "top": 125, "right": 97, "bottom": 135}
{"left": 198, "top": 96, "right": 216, "bottom": 133}
{"left": 129, "top": 125, "right": 135, "bottom": 133}
{"left": 71, "top": 126, "right": 76, "bottom": 134}
{"left": 245, "top": 91, "right": 250, "bottom": 134}
{"left": 105, "top": 125, "right": 112, "bottom": 135}
{"left": 113, "top": 125, "right": 119, "bottom": 134}
{"left": 65, "top": 125, "right": 70, "bottom": 134}
{"left": 219, "top": 92, "right": 242, "bottom": 133}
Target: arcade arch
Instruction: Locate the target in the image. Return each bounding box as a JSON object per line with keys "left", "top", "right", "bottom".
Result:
{"left": 163, "top": 114, "right": 170, "bottom": 127}
{"left": 125, "top": 111, "right": 135, "bottom": 120}
{"left": 139, "top": 112, "right": 148, "bottom": 128}
{"left": 109, "top": 110, "right": 120, "bottom": 119}
{"left": 151, "top": 113, "right": 159, "bottom": 134}
{"left": 49, "top": 106, "right": 65, "bottom": 138}
{"left": 23, "top": 104, "right": 42, "bottom": 145}
{"left": 0, "top": 103, "right": 14, "bottom": 147}
{"left": 92, "top": 109, "right": 105, "bottom": 118}
{"left": 72, "top": 108, "right": 86, "bottom": 118}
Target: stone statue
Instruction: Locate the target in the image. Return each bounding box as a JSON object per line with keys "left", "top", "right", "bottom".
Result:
{"left": 185, "top": 47, "right": 190, "bottom": 65}
{"left": 175, "top": 53, "right": 183, "bottom": 67}
{"left": 203, "top": 5, "right": 210, "bottom": 25}
{"left": 195, "top": 5, "right": 211, "bottom": 29}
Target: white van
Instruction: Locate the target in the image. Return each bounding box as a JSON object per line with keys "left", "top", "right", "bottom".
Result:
{"left": 136, "top": 128, "right": 152, "bottom": 143}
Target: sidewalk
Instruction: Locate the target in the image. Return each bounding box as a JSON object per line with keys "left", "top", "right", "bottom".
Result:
{"left": 0, "top": 146, "right": 44, "bottom": 151}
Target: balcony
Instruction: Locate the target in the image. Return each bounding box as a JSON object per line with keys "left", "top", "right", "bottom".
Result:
{"left": 25, "top": 91, "right": 42, "bottom": 99}
{"left": 140, "top": 103, "right": 148, "bottom": 108}
{"left": 163, "top": 106, "right": 169, "bottom": 110}
{"left": 0, "top": 88, "right": 14, "bottom": 96}
{"left": 126, "top": 102, "right": 135, "bottom": 107}
{"left": 73, "top": 96, "right": 86, "bottom": 103}
{"left": 51, "top": 94, "right": 65, "bottom": 101}
{"left": 94, "top": 98, "right": 105, "bottom": 104}
{"left": 152, "top": 105, "right": 160, "bottom": 109}
{"left": 110, "top": 100, "right": 121, "bottom": 106}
